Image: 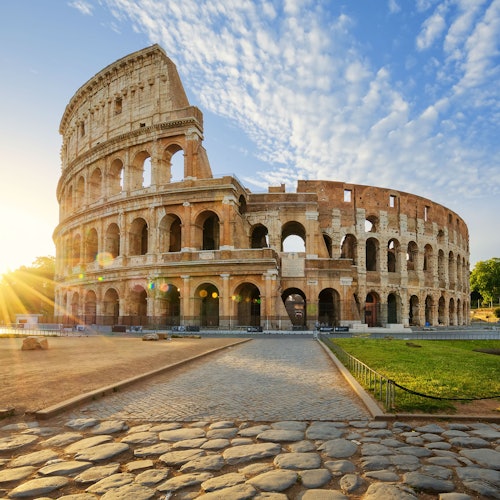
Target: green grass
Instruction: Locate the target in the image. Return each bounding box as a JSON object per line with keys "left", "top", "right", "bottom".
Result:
{"left": 327, "top": 338, "right": 500, "bottom": 413}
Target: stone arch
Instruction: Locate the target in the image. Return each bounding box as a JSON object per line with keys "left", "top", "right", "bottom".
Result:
{"left": 162, "top": 143, "right": 184, "bottom": 183}
{"left": 387, "top": 292, "right": 400, "bottom": 324}
{"left": 281, "top": 221, "right": 306, "bottom": 252}
{"left": 250, "top": 224, "right": 269, "bottom": 249}
{"left": 406, "top": 241, "right": 418, "bottom": 271}
{"left": 365, "top": 215, "right": 378, "bottom": 233}
{"left": 102, "top": 288, "right": 119, "bottom": 325}
{"left": 71, "top": 234, "right": 81, "bottom": 267}
{"left": 233, "top": 283, "right": 261, "bottom": 327}
{"left": 448, "top": 251, "right": 456, "bottom": 288}
{"left": 195, "top": 211, "right": 220, "bottom": 250}
{"left": 89, "top": 167, "right": 102, "bottom": 202}
{"left": 387, "top": 238, "right": 400, "bottom": 273}
{"left": 109, "top": 158, "right": 124, "bottom": 195}
{"left": 85, "top": 228, "right": 98, "bottom": 264}
{"left": 195, "top": 283, "right": 219, "bottom": 327}
{"left": 76, "top": 176, "right": 85, "bottom": 206}
{"left": 456, "top": 298, "right": 462, "bottom": 325}
{"left": 239, "top": 195, "right": 247, "bottom": 215}
{"left": 130, "top": 150, "right": 151, "bottom": 190}
{"left": 409, "top": 295, "right": 419, "bottom": 326}
{"left": 318, "top": 288, "right": 340, "bottom": 326}
{"left": 159, "top": 214, "right": 182, "bottom": 252}
{"left": 130, "top": 284, "right": 148, "bottom": 325}
{"left": 340, "top": 234, "right": 357, "bottom": 264}
{"left": 438, "top": 295, "right": 446, "bottom": 325}
{"left": 438, "top": 249, "right": 446, "bottom": 287}
{"left": 365, "top": 291, "right": 380, "bottom": 327}
{"left": 366, "top": 237, "right": 379, "bottom": 271}
{"left": 65, "top": 185, "right": 73, "bottom": 213}
{"left": 158, "top": 282, "right": 180, "bottom": 326}
{"left": 129, "top": 218, "right": 148, "bottom": 255}
{"left": 281, "top": 288, "right": 306, "bottom": 327}
{"left": 71, "top": 292, "right": 80, "bottom": 324}
{"left": 449, "top": 297, "right": 455, "bottom": 325}
{"left": 104, "top": 223, "right": 120, "bottom": 258}
{"left": 84, "top": 290, "right": 97, "bottom": 325}
{"left": 323, "top": 234, "right": 333, "bottom": 258}
{"left": 425, "top": 295, "right": 434, "bottom": 325}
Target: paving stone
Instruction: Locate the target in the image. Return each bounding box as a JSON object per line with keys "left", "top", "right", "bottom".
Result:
{"left": 120, "top": 431, "right": 158, "bottom": 445}
{"left": 0, "top": 435, "right": 38, "bottom": 452}
{"left": 64, "top": 435, "right": 113, "bottom": 454}
{"left": 65, "top": 418, "right": 99, "bottom": 430}
{"left": 449, "top": 436, "right": 490, "bottom": 448}
{"left": 363, "top": 482, "right": 418, "bottom": 499}
{"left": 206, "top": 428, "right": 238, "bottom": 439}
{"left": 201, "top": 472, "right": 246, "bottom": 491}
{"left": 125, "top": 458, "right": 153, "bottom": 471}
{"left": 403, "top": 471, "right": 455, "bottom": 493}
{"left": 180, "top": 453, "right": 225, "bottom": 472}
{"left": 0, "top": 466, "right": 36, "bottom": 484}
{"left": 257, "top": 429, "right": 304, "bottom": 442}
{"left": 274, "top": 452, "right": 322, "bottom": 470}
{"left": 339, "top": 473, "right": 364, "bottom": 494}
{"left": 247, "top": 469, "right": 298, "bottom": 491}
{"left": 305, "top": 422, "right": 344, "bottom": 440}
{"left": 8, "top": 476, "right": 69, "bottom": 498}
{"left": 201, "top": 438, "right": 230, "bottom": 450}
{"left": 134, "top": 442, "right": 172, "bottom": 457}
{"left": 41, "top": 432, "right": 82, "bottom": 447}
{"left": 89, "top": 420, "right": 128, "bottom": 435}
{"left": 75, "top": 442, "right": 129, "bottom": 462}
{"left": 288, "top": 440, "right": 316, "bottom": 452}
{"left": 100, "top": 483, "right": 156, "bottom": 499}
{"left": 319, "top": 438, "right": 358, "bottom": 458}
{"left": 9, "top": 449, "right": 59, "bottom": 468}
{"left": 299, "top": 468, "right": 331, "bottom": 488}
{"left": 239, "top": 463, "right": 274, "bottom": 476}
{"left": 156, "top": 471, "right": 213, "bottom": 492}
{"left": 459, "top": 448, "right": 500, "bottom": 469}
{"left": 455, "top": 466, "right": 500, "bottom": 498}
{"left": 38, "top": 460, "right": 93, "bottom": 476}
{"left": 199, "top": 483, "right": 257, "bottom": 499}
{"left": 364, "top": 470, "right": 400, "bottom": 481}
{"left": 85, "top": 472, "right": 135, "bottom": 494}
{"left": 135, "top": 468, "right": 170, "bottom": 486}
{"left": 172, "top": 438, "right": 207, "bottom": 449}
{"left": 324, "top": 460, "right": 356, "bottom": 475}
{"left": 159, "top": 428, "right": 205, "bottom": 441}
{"left": 223, "top": 443, "right": 281, "bottom": 465}
{"left": 73, "top": 463, "right": 121, "bottom": 484}
{"left": 300, "top": 490, "right": 349, "bottom": 499}
{"left": 159, "top": 448, "right": 206, "bottom": 466}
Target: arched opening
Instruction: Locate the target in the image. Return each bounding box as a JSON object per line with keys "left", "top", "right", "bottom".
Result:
{"left": 438, "top": 250, "right": 446, "bottom": 287}
{"left": 164, "top": 145, "right": 184, "bottom": 183}
{"left": 281, "top": 288, "right": 306, "bottom": 327}
{"left": 340, "top": 234, "right": 357, "bottom": 264}
{"left": 365, "top": 215, "right": 378, "bottom": 232}
{"left": 233, "top": 283, "right": 261, "bottom": 327}
{"left": 102, "top": 288, "right": 119, "bottom": 326}
{"left": 104, "top": 223, "right": 120, "bottom": 259}
{"left": 65, "top": 185, "right": 73, "bottom": 212}
{"left": 199, "top": 212, "right": 219, "bottom": 250}
{"left": 250, "top": 224, "right": 269, "bottom": 249}
{"left": 85, "top": 228, "right": 98, "bottom": 264}
{"left": 425, "top": 295, "right": 434, "bottom": 326}
{"left": 130, "top": 285, "right": 148, "bottom": 326}
{"left": 387, "top": 293, "right": 399, "bottom": 324}
{"left": 88, "top": 168, "right": 102, "bottom": 202}
{"left": 457, "top": 298, "right": 462, "bottom": 325}
{"left": 129, "top": 218, "right": 148, "bottom": 255}
{"left": 84, "top": 290, "right": 97, "bottom": 325}
{"left": 409, "top": 295, "right": 419, "bottom": 326}
{"left": 365, "top": 238, "right": 379, "bottom": 271}
{"left": 323, "top": 234, "right": 333, "bottom": 258}
{"left": 158, "top": 282, "right": 180, "bottom": 327}
{"left": 195, "top": 283, "right": 219, "bottom": 327}
{"left": 71, "top": 293, "right": 80, "bottom": 325}
{"left": 109, "top": 158, "right": 124, "bottom": 195}
{"left": 239, "top": 195, "right": 247, "bottom": 215}
{"left": 281, "top": 221, "right": 306, "bottom": 252}
{"left": 76, "top": 176, "right": 85, "bottom": 206}
{"left": 159, "top": 214, "right": 182, "bottom": 252}
{"left": 143, "top": 157, "right": 152, "bottom": 187}
{"left": 449, "top": 298, "right": 455, "bottom": 326}
{"left": 438, "top": 296, "right": 446, "bottom": 325}
{"left": 318, "top": 288, "right": 340, "bottom": 326}
{"left": 387, "top": 239, "right": 399, "bottom": 273}
{"left": 448, "top": 251, "right": 455, "bottom": 289}
{"left": 407, "top": 241, "right": 418, "bottom": 271}
{"left": 71, "top": 234, "right": 81, "bottom": 267}
{"left": 365, "top": 292, "right": 379, "bottom": 327}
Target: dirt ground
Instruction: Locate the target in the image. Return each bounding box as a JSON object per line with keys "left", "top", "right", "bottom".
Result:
{"left": 0, "top": 335, "right": 498, "bottom": 419}
{"left": 0, "top": 335, "right": 240, "bottom": 415}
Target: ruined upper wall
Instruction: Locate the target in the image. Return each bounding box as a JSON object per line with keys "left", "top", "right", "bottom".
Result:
{"left": 59, "top": 45, "right": 202, "bottom": 167}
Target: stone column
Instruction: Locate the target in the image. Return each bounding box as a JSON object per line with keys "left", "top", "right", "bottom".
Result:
{"left": 181, "top": 275, "right": 191, "bottom": 325}
{"left": 220, "top": 273, "right": 231, "bottom": 328}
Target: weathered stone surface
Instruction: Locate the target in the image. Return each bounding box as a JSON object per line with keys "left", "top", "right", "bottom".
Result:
{"left": 339, "top": 473, "right": 364, "bottom": 494}
{"left": 42, "top": 432, "right": 82, "bottom": 447}
{"left": 21, "top": 337, "right": 48, "bottom": 350}
{"left": 201, "top": 438, "right": 230, "bottom": 450}
{"left": 65, "top": 418, "right": 99, "bottom": 430}
{"left": 90, "top": 420, "right": 128, "bottom": 435}
{"left": 142, "top": 333, "right": 159, "bottom": 341}
{"left": 38, "top": 460, "right": 93, "bottom": 476}
{"left": 0, "top": 434, "right": 38, "bottom": 452}
{"left": 223, "top": 442, "right": 281, "bottom": 465}
{"left": 74, "top": 463, "right": 121, "bottom": 484}
{"left": 305, "top": 422, "right": 344, "bottom": 440}
{"left": 274, "top": 452, "right": 322, "bottom": 470}
{"left": 125, "top": 458, "right": 153, "bottom": 471}
{"left": 459, "top": 448, "right": 500, "bottom": 470}
{"left": 85, "top": 472, "right": 135, "bottom": 494}
{"left": 247, "top": 469, "right": 298, "bottom": 491}
{"left": 449, "top": 436, "right": 490, "bottom": 448}
{"left": 159, "top": 427, "right": 206, "bottom": 442}
{"left": 8, "top": 476, "right": 69, "bottom": 498}
{"left": 363, "top": 482, "right": 418, "bottom": 499}
{"left": 120, "top": 431, "right": 158, "bottom": 445}
{"left": 135, "top": 468, "right": 170, "bottom": 486}
{"left": 159, "top": 448, "right": 206, "bottom": 466}
{"left": 100, "top": 483, "right": 156, "bottom": 499}
{"left": 171, "top": 437, "right": 207, "bottom": 449}
{"left": 364, "top": 470, "right": 400, "bottom": 481}
{"left": 65, "top": 435, "right": 113, "bottom": 454}
{"left": 201, "top": 472, "right": 246, "bottom": 492}
{"left": 299, "top": 488, "right": 349, "bottom": 499}
{"left": 455, "top": 466, "right": 500, "bottom": 498}
{"left": 180, "top": 453, "right": 225, "bottom": 472}
{"left": 134, "top": 442, "right": 172, "bottom": 457}
{"left": 257, "top": 429, "right": 304, "bottom": 442}
{"left": 9, "top": 449, "right": 59, "bottom": 467}
{"left": 325, "top": 459, "right": 357, "bottom": 475}
{"left": 206, "top": 427, "right": 238, "bottom": 439}
{"left": 0, "top": 466, "right": 36, "bottom": 484}
{"left": 403, "top": 471, "right": 454, "bottom": 493}
{"left": 299, "top": 468, "right": 331, "bottom": 488}
{"left": 319, "top": 438, "right": 358, "bottom": 458}
{"left": 75, "top": 442, "right": 129, "bottom": 461}
{"left": 199, "top": 483, "right": 257, "bottom": 499}
{"left": 157, "top": 472, "right": 213, "bottom": 492}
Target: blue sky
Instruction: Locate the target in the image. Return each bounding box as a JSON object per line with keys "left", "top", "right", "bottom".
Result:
{"left": 1, "top": 0, "right": 499, "bottom": 274}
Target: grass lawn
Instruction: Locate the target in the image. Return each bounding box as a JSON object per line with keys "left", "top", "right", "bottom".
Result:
{"left": 326, "top": 338, "right": 500, "bottom": 413}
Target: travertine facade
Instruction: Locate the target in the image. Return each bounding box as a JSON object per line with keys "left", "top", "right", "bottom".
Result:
{"left": 53, "top": 45, "right": 470, "bottom": 330}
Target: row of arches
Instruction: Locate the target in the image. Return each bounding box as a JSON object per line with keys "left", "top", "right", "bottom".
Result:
{"left": 61, "top": 147, "right": 185, "bottom": 213}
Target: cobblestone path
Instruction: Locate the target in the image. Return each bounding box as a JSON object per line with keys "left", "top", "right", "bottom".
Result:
{"left": 70, "top": 338, "right": 370, "bottom": 422}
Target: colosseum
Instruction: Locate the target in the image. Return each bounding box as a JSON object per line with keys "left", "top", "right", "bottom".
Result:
{"left": 53, "top": 45, "right": 470, "bottom": 331}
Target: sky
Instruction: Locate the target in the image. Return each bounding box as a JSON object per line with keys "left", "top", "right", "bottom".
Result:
{"left": 0, "top": 0, "right": 499, "bottom": 275}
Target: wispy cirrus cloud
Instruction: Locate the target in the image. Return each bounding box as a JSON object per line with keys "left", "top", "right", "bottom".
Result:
{"left": 93, "top": 0, "right": 499, "bottom": 207}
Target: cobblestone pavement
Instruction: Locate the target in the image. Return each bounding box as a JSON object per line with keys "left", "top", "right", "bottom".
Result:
{"left": 0, "top": 338, "right": 498, "bottom": 499}
{"left": 69, "top": 338, "right": 370, "bottom": 422}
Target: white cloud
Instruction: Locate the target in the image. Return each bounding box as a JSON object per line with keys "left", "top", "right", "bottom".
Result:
{"left": 416, "top": 5, "right": 448, "bottom": 50}
{"left": 68, "top": 0, "right": 93, "bottom": 15}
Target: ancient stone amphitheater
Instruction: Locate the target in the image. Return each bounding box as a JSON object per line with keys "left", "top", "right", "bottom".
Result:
{"left": 53, "top": 45, "right": 470, "bottom": 331}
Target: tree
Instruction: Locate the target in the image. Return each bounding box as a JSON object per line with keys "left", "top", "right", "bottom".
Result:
{"left": 0, "top": 256, "right": 55, "bottom": 324}
{"left": 470, "top": 258, "right": 500, "bottom": 305}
